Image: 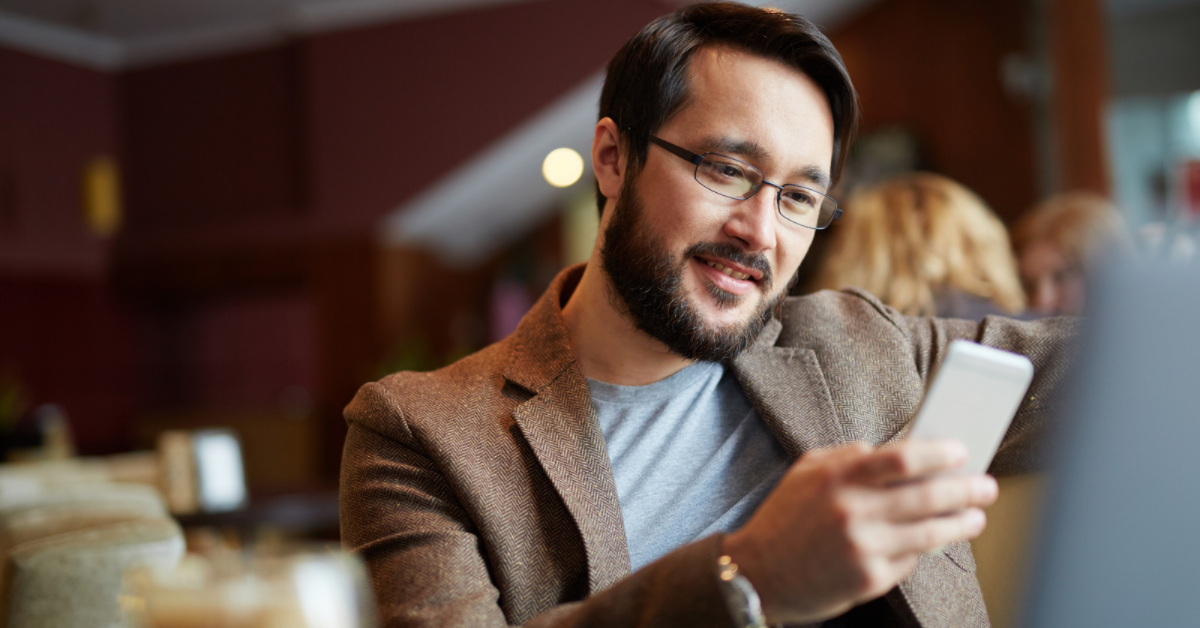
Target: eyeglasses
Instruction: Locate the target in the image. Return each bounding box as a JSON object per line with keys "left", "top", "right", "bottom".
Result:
{"left": 649, "top": 136, "right": 841, "bottom": 230}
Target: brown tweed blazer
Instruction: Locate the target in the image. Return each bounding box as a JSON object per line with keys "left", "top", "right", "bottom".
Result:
{"left": 341, "top": 264, "right": 1079, "bottom": 628}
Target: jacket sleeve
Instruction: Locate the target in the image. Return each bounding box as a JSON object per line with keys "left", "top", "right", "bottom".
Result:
{"left": 339, "top": 383, "right": 740, "bottom": 628}
{"left": 894, "top": 310, "right": 1083, "bottom": 476}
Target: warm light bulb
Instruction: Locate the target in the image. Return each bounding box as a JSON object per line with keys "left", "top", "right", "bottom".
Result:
{"left": 82, "top": 156, "right": 121, "bottom": 237}
{"left": 542, "top": 148, "right": 584, "bottom": 188}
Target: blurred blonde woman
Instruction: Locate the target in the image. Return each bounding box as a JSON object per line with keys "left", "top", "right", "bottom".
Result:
{"left": 815, "top": 172, "right": 1026, "bottom": 318}
{"left": 1012, "top": 192, "right": 1130, "bottom": 316}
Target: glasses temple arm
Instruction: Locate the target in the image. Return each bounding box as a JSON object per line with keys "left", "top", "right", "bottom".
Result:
{"left": 649, "top": 136, "right": 705, "bottom": 166}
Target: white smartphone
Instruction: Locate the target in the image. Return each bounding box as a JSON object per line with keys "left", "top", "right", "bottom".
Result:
{"left": 907, "top": 340, "right": 1035, "bottom": 475}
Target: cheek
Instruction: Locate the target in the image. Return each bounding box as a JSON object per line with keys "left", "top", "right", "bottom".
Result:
{"left": 779, "top": 230, "right": 815, "bottom": 278}
{"left": 642, "top": 188, "right": 727, "bottom": 245}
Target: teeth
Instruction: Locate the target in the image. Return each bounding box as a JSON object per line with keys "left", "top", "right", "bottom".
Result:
{"left": 705, "top": 260, "right": 751, "bottom": 281}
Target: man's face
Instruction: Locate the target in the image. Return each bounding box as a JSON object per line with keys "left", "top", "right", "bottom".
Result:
{"left": 598, "top": 46, "right": 835, "bottom": 362}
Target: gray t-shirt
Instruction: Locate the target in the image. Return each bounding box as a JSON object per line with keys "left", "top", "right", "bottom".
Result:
{"left": 588, "top": 361, "right": 791, "bottom": 571}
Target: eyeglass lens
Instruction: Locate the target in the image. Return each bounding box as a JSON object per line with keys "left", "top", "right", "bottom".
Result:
{"left": 694, "top": 154, "right": 837, "bottom": 229}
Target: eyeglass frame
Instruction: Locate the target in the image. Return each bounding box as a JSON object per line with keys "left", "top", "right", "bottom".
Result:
{"left": 648, "top": 135, "right": 842, "bottom": 230}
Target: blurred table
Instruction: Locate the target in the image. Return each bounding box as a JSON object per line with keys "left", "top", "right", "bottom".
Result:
{"left": 174, "top": 488, "right": 340, "bottom": 542}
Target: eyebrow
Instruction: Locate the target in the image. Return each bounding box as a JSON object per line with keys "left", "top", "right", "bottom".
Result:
{"left": 698, "top": 135, "right": 832, "bottom": 192}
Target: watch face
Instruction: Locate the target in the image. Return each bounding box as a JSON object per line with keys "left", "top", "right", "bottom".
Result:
{"left": 717, "top": 558, "right": 766, "bottom": 628}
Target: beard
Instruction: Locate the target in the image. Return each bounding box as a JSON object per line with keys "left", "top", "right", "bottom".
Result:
{"left": 599, "top": 180, "right": 791, "bottom": 364}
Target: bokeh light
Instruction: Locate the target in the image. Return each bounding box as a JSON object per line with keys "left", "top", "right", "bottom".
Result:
{"left": 542, "top": 148, "right": 584, "bottom": 188}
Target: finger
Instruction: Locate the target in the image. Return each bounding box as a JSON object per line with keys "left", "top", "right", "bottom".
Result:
{"left": 845, "top": 439, "right": 968, "bottom": 485}
{"left": 874, "top": 475, "right": 998, "bottom": 522}
{"left": 805, "top": 441, "right": 874, "bottom": 464}
{"left": 885, "top": 508, "right": 987, "bottom": 556}
{"left": 788, "top": 441, "right": 874, "bottom": 476}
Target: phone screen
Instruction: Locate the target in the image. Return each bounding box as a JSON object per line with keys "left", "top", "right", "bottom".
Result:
{"left": 907, "top": 340, "right": 1035, "bottom": 475}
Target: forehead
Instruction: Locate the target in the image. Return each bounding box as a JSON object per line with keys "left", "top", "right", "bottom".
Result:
{"left": 661, "top": 46, "right": 835, "bottom": 175}
{"left": 1021, "top": 240, "right": 1071, "bottom": 273}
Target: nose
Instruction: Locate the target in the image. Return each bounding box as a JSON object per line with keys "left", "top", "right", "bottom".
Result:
{"left": 722, "top": 184, "right": 778, "bottom": 252}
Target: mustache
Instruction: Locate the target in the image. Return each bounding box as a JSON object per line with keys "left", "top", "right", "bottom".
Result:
{"left": 684, "top": 242, "right": 773, "bottom": 291}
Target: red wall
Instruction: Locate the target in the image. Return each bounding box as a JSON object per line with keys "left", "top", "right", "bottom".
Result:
{"left": 0, "top": 274, "right": 139, "bottom": 454}
{"left": 0, "top": 48, "right": 137, "bottom": 454}
{"left": 118, "top": 47, "right": 305, "bottom": 241}
{"left": 1, "top": 0, "right": 1051, "bottom": 462}
{"left": 303, "top": 0, "right": 670, "bottom": 233}
{"left": 0, "top": 47, "right": 118, "bottom": 275}
{"left": 0, "top": 0, "right": 672, "bottom": 462}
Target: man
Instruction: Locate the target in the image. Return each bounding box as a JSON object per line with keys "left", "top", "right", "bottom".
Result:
{"left": 340, "top": 3, "right": 1077, "bottom": 627}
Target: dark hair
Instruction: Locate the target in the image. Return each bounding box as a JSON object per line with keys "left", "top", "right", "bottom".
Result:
{"left": 596, "top": 1, "right": 860, "bottom": 214}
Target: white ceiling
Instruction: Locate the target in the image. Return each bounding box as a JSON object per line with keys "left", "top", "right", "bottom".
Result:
{"left": 0, "top": 0, "right": 530, "bottom": 70}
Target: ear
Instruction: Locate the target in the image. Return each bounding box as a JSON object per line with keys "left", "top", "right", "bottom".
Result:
{"left": 592, "top": 117, "right": 625, "bottom": 202}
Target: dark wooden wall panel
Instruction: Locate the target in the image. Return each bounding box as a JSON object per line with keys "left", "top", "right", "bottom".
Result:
{"left": 119, "top": 46, "right": 305, "bottom": 234}
{"left": 830, "top": 0, "right": 1039, "bottom": 223}
{"left": 1049, "top": 0, "right": 1110, "bottom": 195}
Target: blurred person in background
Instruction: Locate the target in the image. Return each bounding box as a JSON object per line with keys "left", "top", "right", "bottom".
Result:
{"left": 814, "top": 172, "right": 1027, "bottom": 319}
{"left": 1012, "top": 192, "right": 1131, "bottom": 316}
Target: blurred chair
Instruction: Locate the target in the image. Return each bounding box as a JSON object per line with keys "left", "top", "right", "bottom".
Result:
{"left": 0, "top": 435, "right": 237, "bottom": 627}
{"left": 124, "top": 546, "right": 379, "bottom": 628}
{"left": 0, "top": 483, "right": 167, "bottom": 556}
{"left": 815, "top": 172, "right": 1027, "bottom": 318}
{"left": 2, "top": 517, "right": 183, "bottom": 628}
{"left": 0, "top": 481, "right": 183, "bottom": 628}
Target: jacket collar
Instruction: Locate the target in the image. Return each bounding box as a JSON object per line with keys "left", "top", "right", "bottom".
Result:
{"left": 502, "top": 265, "right": 585, "bottom": 395}
{"left": 730, "top": 318, "right": 849, "bottom": 457}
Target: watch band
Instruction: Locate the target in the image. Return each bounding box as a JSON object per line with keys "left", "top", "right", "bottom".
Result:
{"left": 717, "top": 555, "right": 767, "bottom": 628}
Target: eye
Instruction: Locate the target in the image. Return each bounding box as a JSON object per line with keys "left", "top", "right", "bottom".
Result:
{"left": 782, "top": 188, "right": 817, "bottom": 207}
{"left": 715, "top": 163, "right": 744, "bottom": 179}
{"left": 697, "top": 159, "right": 750, "bottom": 186}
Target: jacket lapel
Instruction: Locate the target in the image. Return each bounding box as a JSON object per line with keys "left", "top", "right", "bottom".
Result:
{"left": 731, "top": 319, "right": 851, "bottom": 458}
{"left": 504, "top": 265, "right": 631, "bottom": 594}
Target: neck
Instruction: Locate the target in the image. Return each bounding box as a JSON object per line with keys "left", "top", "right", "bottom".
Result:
{"left": 562, "top": 261, "right": 694, "bottom": 386}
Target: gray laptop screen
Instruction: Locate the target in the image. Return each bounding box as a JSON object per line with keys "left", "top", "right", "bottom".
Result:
{"left": 1023, "top": 260, "right": 1200, "bottom": 627}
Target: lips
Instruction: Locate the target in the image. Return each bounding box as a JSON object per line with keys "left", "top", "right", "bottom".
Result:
{"left": 693, "top": 256, "right": 759, "bottom": 296}
{"left": 693, "top": 253, "right": 763, "bottom": 281}
{"left": 702, "top": 259, "right": 753, "bottom": 281}
{"left": 684, "top": 243, "right": 772, "bottom": 300}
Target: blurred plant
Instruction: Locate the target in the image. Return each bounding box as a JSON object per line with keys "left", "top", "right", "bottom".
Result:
{"left": 0, "top": 366, "right": 29, "bottom": 431}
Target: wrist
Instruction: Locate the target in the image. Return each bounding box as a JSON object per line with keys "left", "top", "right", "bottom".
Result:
{"left": 716, "top": 550, "right": 766, "bottom": 628}
{"left": 720, "top": 531, "right": 777, "bottom": 624}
